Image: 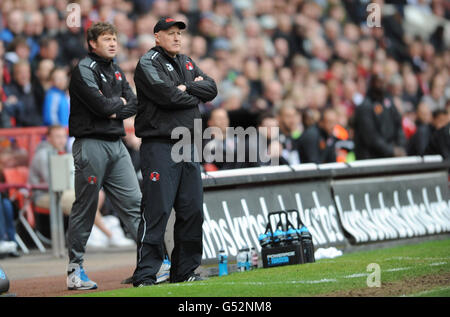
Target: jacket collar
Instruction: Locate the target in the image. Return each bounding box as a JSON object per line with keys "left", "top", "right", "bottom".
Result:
{"left": 88, "top": 52, "right": 114, "bottom": 65}
{"left": 152, "top": 45, "right": 178, "bottom": 60}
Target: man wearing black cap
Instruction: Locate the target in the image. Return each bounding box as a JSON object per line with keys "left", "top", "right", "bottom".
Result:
{"left": 132, "top": 17, "right": 217, "bottom": 286}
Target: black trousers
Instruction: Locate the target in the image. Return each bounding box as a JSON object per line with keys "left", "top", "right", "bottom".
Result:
{"left": 132, "top": 141, "right": 204, "bottom": 284}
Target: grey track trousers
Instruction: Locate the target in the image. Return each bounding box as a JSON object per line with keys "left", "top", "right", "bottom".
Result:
{"left": 67, "top": 138, "right": 141, "bottom": 265}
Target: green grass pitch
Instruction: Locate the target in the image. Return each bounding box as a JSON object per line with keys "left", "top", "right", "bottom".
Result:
{"left": 73, "top": 238, "right": 450, "bottom": 297}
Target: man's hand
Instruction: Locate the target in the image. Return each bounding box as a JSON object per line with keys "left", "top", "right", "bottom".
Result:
{"left": 109, "top": 113, "right": 117, "bottom": 119}
{"left": 393, "top": 146, "right": 406, "bottom": 157}
{"left": 5, "top": 95, "right": 18, "bottom": 105}
{"left": 177, "top": 84, "right": 187, "bottom": 92}
{"left": 194, "top": 76, "right": 203, "bottom": 82}
{"left": 120, "top": 97, "right": 127, "bottom": 105}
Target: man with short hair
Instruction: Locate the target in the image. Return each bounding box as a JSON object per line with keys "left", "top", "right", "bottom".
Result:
{"left": 132, "top": 17, "right": 217, "bottom": 287}
{"left": 202, "top": 108, "right": 249, "bottom": 170}
{"left": 298, "top": 107, "right": 338, "bottom": 164}
{"left": 277, "top": 104, "right": 301, "bottom": 164}
{"left": 354, "top": 74, "right": 407, "bottom": 159}
{"left": 3, "top": 60, "right": 42, "bottom": 127}
{"left": 66, "top": 22, "right": 142, "bottom": 290}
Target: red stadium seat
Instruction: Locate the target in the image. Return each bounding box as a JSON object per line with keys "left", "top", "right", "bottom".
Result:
{"left": 2, "top": 167, "right": 47, "bottom": 253}
{"left": 2, "top": 167, "right": 35, "bottom": 227}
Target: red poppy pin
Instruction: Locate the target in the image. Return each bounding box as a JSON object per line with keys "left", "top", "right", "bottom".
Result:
{"left": 88, "top": 176, "right": 97, "bottom": 185}
{"left": 115, "top": 71, "right": 122, "bottom": 81}
{"left": 150, "top": 172, "right": 160, "bottom": 182}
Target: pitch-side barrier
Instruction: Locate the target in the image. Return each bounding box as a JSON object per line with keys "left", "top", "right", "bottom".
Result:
{"left": 198, "top": 156, "right": 450, "bottom": 262}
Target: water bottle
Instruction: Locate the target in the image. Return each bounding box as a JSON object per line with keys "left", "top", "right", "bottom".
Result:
{"left": 286, "top": 227, "right": 298, "bottom": 244}
{"left": 272, "top": 229, "right": 284, "bottom": 245}
{"left": 236, "top": 249, "right": 247, "bottom": 272}
{"left": 218, "top": 249, "right": 228, "bottom": 276}
{"left": 258, "top": 232, "right": 272, "bottom": 248}
{"left": 251, "top": 247, "right": 258, "bottom": 269}
{"left": 299, "top": 226, "right": 315, "bottom": 263}
{"left": 244, "top": 248, "right": 251, "bottom": 271}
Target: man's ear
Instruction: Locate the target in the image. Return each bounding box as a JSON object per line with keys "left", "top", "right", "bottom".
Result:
{"left": 89, "top": 39, "right": 97, "bottom": 51}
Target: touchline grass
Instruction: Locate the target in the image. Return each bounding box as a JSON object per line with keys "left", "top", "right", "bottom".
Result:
{"left": 73, "top": 239, "right": 450, "bottom": 297}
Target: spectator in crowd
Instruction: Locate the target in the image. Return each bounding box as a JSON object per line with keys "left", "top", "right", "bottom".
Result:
{"left": 203, "top": 107, "right": 248, "bottom": 170}
{"left": 252, "top": 111, "right": 288, "bottom": 167}
{"left": 426, "top": 110, "right": 450, "bottom": 159}
{"left": 3, "top": 36, "right": 31, "bottom": 70}
{"left": 58, "top": 25, "right": 88, "bottom": 68}
{"left": 276, "top": 103, "right": 301, "bottom": 165}
{"left": 301, "top": 108, "right": 320, "bottom": 131}
{"left": 420, "top": 73, "right": 448, "bottom": 112}
{"left": 298, "top": 107, "right": 338, "bottom": 164}
{"left": 0, "top": 58, "right": 12, "bottom": 128}
{"left": 431, "top": 109, "right": 450, "bottom": 132}
{"left": 402, "top": 71, "right": 421, "bottom": 111}
{"left": 354, "top": 74, "right": 407, "bottom": 159}
{"left": 23, "top": 10, "right": 44, "bottom": 60}
{"left": 28, "top": 125, "right": 132, "bottom": 247}
{"left": 0, "top": 0, "right": 448, "bottom": 168}
{"left": 32, "top": 36, "right": 62, "bottom": 71}
{"left": 0, "top": 193, "right": 19, "bottom": 257}
{"left": 407, "top": 102, "right": 433, "bottom": 156}
{"left": 0, "top": 9, "right": 25, "bottom": 46}
{"left": 32, "top": 58, "right": 55, "bottom": 112}
{"left": 42, "top": 67, "right": 70, "bottom": 126}
{"left": 3, "top": 59, "right": 42, "bottom": 126}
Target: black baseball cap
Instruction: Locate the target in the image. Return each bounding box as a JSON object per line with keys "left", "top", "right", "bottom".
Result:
{"left": 153, "top": 17, "right": 186, "bottom": 33}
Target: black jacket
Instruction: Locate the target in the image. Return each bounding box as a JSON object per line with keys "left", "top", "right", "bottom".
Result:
{"left": 298, "top": 124, "right": 336, "bottom": 164}
{"left": 3, "top": 82, "right": 42, "bottom": 127}
{"left": 68, "top": 52, "right": 137, "bottom": 140}
{"left": 426, "top": 122, "right": 450, "bottom": 160}
{"left": 407, "top": 121, "right": 432, "bottom": 156}
{"left": 134, "top": 46, "right": 217, "bottom": 140}
{"left": 354, "top": 96, "right": 406, "bottom": 159}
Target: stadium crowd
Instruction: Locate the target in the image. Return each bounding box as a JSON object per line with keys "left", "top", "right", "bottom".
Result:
{"left": 0, "top": 0, "right": 449, "bottom": 166}
{"left": 0, "top": 0, "right": 449, "bottom": 171}
{"left": 0, "top": 0, "right": 449, "bottom": 251}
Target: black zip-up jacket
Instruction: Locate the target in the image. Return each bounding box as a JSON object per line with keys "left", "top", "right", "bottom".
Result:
{"left": 354, "top": 96, "right": 406, "bottom": 159}
{"left": 134, "top": 46, "right": 217, "bottom": 140}
{"left": 298, "top": 124, "right": 336, "bottom": 164}
{"left": 69, "top": 52, "right": 137, "bottom": 140}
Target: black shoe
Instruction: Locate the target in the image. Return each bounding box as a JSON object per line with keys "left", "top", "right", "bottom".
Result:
{"left": 121, "top": 276, "right": 133, "bottom": 284}
{"left": 133, "top": 280, "right": 155, "bottom": 288}
{"left": 181, "top": 274, "right": 206, "bottom": 283}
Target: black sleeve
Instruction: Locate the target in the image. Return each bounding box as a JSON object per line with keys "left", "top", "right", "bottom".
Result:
{"left": 298, "top": 128, "right": 321, "bottom": 164}
{"left": 185, "top": 60, "right": 218, "bottom": 103}
{"left": 136, "top": 57, "right": 201, "bottom": 110}
{"left": 71, "top": 64, "right": 123, "bottom": 118}
{"left": 355, "top": 104, "right": 394, "bottom": 157}
{"left": 426, "top": 124, "right": 450, "bottom": 159}
{"left": 325, "top": 140, "right": 337, "bottom": 163}
{"left": 393, "top": 106, "right": 407, "bottom": 148}
{"left": 115, "top": 69, "right": 138, "bottom": 120}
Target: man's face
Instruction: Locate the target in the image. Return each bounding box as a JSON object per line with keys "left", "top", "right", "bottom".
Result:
{"left": 320, "top": 111, "right": 338, "bottom": 136}
{"left": 260, "top": 117, "right": 278, "bottom": 140}
{"left": 48, "top": 128, "right": 68, "bottom": 152}
{"left": 278, "top": 108, "right": 299, "bottom": 133}
{"left": 208, "top": 109, "right": 229, "bottom": 136}
{"left": 14, "top": 63, "right": 31, "bottom": 87}
{"left": 89, "top": 32, "right": 118, "bottom": 60}
{"left": 52, "top": 70, "right": 68, "bottom": 91}
{"left": 156, "top": 25, "right": 182, "bottom": 57}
